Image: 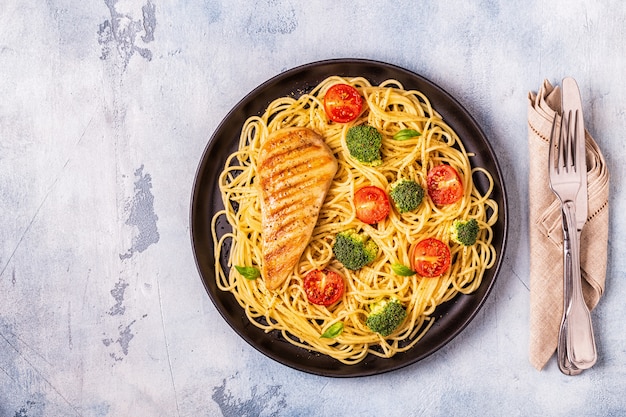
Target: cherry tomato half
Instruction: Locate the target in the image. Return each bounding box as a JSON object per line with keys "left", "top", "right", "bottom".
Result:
{"left": 426, "top": 165, "right": 464, "bottom": 205}
{"left": 354, "top": 186, "right": 390, "bottom": 224}
{"left": 410, "top": 238, "right": 451, "bottom": 277}
{"left": 323, "top": 84, "right": 363, "bottom": 123}
{"left": 303, "top": 269, "right": 345, "bottom": 306}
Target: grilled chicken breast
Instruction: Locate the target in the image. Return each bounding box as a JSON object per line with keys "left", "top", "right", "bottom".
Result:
{"left": 258, "top": 127, "right": 338, "bottom": 290}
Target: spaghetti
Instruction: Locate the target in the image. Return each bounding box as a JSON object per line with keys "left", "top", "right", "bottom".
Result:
{"left": 211, "top": 76, "right": 498, "bottom": 364}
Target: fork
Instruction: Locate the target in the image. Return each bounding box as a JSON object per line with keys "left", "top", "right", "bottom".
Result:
{"left": 548, "top": 109, "right": 597, "bottom": 375}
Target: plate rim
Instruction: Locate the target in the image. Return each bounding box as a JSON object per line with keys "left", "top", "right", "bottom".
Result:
{"left": 190, "top": 58, "right": 508, "bottom": 377}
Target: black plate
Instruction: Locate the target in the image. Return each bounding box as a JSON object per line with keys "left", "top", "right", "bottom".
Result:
{"left": 190, "top": 59, "right": 508, "bottom": 377}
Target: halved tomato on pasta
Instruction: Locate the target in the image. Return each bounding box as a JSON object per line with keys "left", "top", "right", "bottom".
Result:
{"left": 410, "top": 238, "right": 451, "bottom": 277}
{"left": 323, "top": 84, "right": 363, "bottom": 123}
{"left": 426, "top": 165, "right": 463, "bottom": 205}
{"left": 354, "top": 186, "right": 390, "bottom": 224}
{"left": 303, "top": 269, "right": 345, "bottom": 306}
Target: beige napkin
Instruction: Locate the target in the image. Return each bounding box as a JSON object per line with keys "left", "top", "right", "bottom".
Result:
{"left": 528, "top": 80, "right": 610, "bottom": 371}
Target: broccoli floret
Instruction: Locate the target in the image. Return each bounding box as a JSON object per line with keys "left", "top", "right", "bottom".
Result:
{"left": 389, "top": 178, "right": 424, "bottom": 213}
{"left": 345, "top": 125, "right": 383, "bottom": 166}
{"left": 365, "top": 298, "right": 407, "bottom": 336}
{"left": 332, "top": 229, "right": 379, "bottom": 270}
{"left": 450, "top": 218, "right": 479, "bottom": 246}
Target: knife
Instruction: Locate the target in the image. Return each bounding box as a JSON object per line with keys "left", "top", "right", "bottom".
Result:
{"left": 562, "top": 77, "right": 588, "bottom": 233}
{"left": 559, "top": 76, "right": 597, "bottom": 371}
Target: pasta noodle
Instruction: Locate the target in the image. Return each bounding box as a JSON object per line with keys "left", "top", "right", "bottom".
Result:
{"left": 211, "top": 76, "right": 498, "bottom": 364}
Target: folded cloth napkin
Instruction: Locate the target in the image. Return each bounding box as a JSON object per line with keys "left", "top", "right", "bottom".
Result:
{"left": 528, "top": 80, "right": 610, "bottom": 371}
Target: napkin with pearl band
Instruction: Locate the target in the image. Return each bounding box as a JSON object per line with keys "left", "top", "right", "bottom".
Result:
{"left": 527, "top": 79, "right": 610, "bottom": 371}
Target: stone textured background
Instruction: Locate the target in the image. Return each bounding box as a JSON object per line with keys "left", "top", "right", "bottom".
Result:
{"left": 1, "top": 1, "right": 625, "bottom": 415}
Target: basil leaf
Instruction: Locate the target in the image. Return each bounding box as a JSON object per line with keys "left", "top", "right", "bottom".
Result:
{"left": 235, "top": 265, "right": 260, "bottom": 280}
{"left": 393, "top": 128, "right": 421, "bottom": 141}
{"left": 391, "top": 263, "right": 415, "bottom": 276}
{"left": 320, "top": 322, "right": 344, "bottom": 339}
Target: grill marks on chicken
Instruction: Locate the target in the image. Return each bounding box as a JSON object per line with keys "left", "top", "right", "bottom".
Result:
{"left": 258, "top": 127, "right": 338, "bottom": 290}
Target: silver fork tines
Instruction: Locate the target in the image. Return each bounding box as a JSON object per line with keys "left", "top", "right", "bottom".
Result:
{"left": 548, "top": 109, "right": 597, "bottom": 375}
{"left": 552, "top": 110, "right": 580, "bottom": 176}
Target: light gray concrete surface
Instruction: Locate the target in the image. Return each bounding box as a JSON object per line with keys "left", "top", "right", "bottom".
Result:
{"left": 1, "top": 1, "right": 625, "bottom": 416}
